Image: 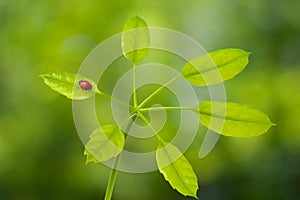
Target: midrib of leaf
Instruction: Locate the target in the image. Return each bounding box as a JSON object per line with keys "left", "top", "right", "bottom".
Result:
{"left": 184, "top": 54, "right": 248, "bottom": 78}
{"left": 43, "top": 75, "right": 75, "bottom": 87}
{"left": 199, "top": 110, "right": 272, "bottom": 125}
{"left": 132, "top": 18, "right": 139, "bottom": 106}
{"left": 161, "top": 145, "right": 194, "bottom": 194}
{"left": 132, "top": 18, "right": 139, "bottom": 64}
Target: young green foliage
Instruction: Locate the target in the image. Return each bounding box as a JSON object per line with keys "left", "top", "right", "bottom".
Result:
{"left": 198, "top": 101, "right": 275, "bottom": 137}
{"left": 122, "top": 15, "right": 150, "bottom": 64}
{"left": 156, "top": 139, "right": 198, "bottom": 198}
{"left": 40, "top": 15, "right": 275, "bottom": 200}
{"left": 182, "top": 48, "right": 251, "bottom": 86}
{"left": 84, "top": 125, "right": 125, "bottom": 164}
{"left": 40, "top": 71, "right": 99, "bottom": 100}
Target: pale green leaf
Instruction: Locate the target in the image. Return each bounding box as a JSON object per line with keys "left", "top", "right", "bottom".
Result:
{"left": 156, "top": 140, "right": 198, "bottom": 198}
{"left": 198, "top": 101, "right": 275, "bottom": 137}
{"left": 122, "top": 15, "right": 150, "bottom": 64}
{"left": 85, "top": 125, "right": 124, "bottom": 164}
{"left": 84, "top": 149, "right": 98, "bottom": 164}
{"left": 182, "top": 48, "right": 251, "bottom": 86}
{"left": 40, "top": 71, "right": 99, "bottom": 100}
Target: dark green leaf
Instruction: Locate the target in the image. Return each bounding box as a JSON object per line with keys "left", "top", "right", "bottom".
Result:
{"left": 182, "top": 48, "right": 251, "bottom": 86}
{"left": 122, "top": 15, "right": 150, "bottom": 64}
{"left": 156, "top": 139, "right": 198, "bottom": 198}
{"left": 85, "top": 125, "right": 124, "bottom": 164}
{"left": 198, "top": 101, "right": 275, "bottom": 137}
{"left": 40, "top": 71, "right": 99, "bottom": 100}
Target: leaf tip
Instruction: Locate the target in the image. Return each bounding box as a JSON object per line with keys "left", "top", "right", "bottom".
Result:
{"left": 84, "top": 148, "right": 99, "bottom": 165}
{"left": 134, "top": 14, "right": 141, "bottom": 19}
{"left": 267, "top": 116, "right": 276, "bottom": 126}
{"left": 243, "top": 51, "right": 252, "bottom": 58}
{"left": 83, "top": 150, "right": 89, "bottom": 165}
{"left": 39, "top": 74, "right": 46, "bottom": 79}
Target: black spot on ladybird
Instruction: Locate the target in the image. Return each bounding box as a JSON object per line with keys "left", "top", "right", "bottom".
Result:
{"left": 79, "top": 80, "right": 92, "bottom": 90}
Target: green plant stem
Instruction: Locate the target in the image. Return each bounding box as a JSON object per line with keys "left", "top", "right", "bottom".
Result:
{"left": 104, "top": 116, "right": 137, "bottom": 200}
{"left": 137, "top": 74, "right": 182, "bottom": 109}
{"left": 137, "top": 111, "right": 162, "bottom": 142}
{"left": 102, "top": 73, "right": 189, "bottom": 200}
{"left": 118, "top": 113, "right": 137, "bottom": 128}
{"left": 96, "top": 89, "right": 134, "bottom": 110}
{"left": 137, "top": 111, "right": 155, "bottom": 132}
{"left": 139, "top": 106, "right": 198, "bottom": 112}
{"left": 104, "top": 156, "right": 121, "bottom": 200}
{"left": 133, "top": 63, "right": 138, "bottom": 108}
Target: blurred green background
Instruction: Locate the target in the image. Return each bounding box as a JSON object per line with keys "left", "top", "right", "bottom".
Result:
{"left": 1, "top": 0, "right": 300, "bottom": 199}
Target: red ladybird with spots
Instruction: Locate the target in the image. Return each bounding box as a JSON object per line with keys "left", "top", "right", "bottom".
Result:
{"left": 79, "top": 80, "right": 92, "bottom": 90}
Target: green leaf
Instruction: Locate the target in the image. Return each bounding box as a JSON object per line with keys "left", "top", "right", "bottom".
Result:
{"left": 84, "top": 125, "right": 124, "bottom": 164}
{"left": 156, "top": 139, "right": 198, "bottom": 198}
{"left": 198, "top": 101, "right": 275, "bottom": 137}
{"left": 182, "top": 48, "right": 251, "bottom": 86}
{"left": 40, "top": 71, "right": 99, "bottom": 100}
{"left": 122, "top": 15, "right": 150, "bottom": 64}
{"left": 84, "top": 149, "right": 99, "bottom": 164}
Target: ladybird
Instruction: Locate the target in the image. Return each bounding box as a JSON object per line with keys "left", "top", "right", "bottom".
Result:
{"left": 79, "top": 80, "right": 92, "bottom": 90}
